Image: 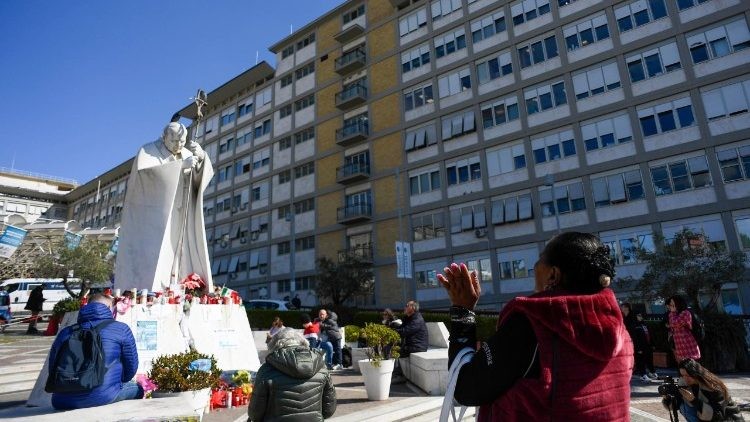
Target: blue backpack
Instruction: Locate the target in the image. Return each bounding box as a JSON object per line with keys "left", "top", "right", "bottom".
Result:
{"left": 45, "top": 320, "right": 115, "bottom": 394}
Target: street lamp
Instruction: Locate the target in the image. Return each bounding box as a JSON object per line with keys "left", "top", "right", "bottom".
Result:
{"left": 544, "top": 174, "right": 561, "bottom": 234}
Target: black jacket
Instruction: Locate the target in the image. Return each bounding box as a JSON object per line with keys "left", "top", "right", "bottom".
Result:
{"left": 396, "top": 311, "right": 428, "bottom": 355}
{"left": 248, "top": 346, "right": 336, "bottom": 421}
{"left": 319, "top": 311, "right": 341, "bottom": 341}
{"left": 25, "top": 286, "right": 45, "bottom": 312}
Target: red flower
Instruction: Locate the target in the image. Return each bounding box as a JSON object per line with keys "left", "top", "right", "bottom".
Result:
{"left": 180, "top": 273, "right": 206, "bottom": 292}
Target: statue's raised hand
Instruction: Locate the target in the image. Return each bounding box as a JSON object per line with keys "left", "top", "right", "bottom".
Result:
{"left": 187, "top": 141, "right": 206, "bottom": 161}
{"left": 182, "top": 156, "right": 199, "bottom": 169}
{"left": 437, "top": 262, "right": 481, "bottom": 310}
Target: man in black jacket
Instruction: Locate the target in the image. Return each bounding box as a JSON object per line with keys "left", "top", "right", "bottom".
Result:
{"left": 396, "top": 300, "right": 428, "bottom": 357}
{"left": 25, "top": 285, "right": 45, "bottom": 334}
{"left": 317, "top": 309, "right": 343, "bottom": 370}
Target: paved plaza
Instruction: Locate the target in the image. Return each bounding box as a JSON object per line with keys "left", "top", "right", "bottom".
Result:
{"left": 2, "top": 322, "right": 750, "bottom": 421}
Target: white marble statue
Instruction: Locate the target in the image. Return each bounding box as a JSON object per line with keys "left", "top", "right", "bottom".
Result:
{"left": 115, "top": 122, "right": 214, "bottom": 293}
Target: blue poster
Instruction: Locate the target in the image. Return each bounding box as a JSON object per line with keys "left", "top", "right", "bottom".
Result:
{"left": 0, "top": 225, "right": 27, "bottom": 259}
{"left": 136, "top": 320, "right": 158, "bottom": 351}
{"left": 64, "top": 230, "right": 83, "bottom": 250}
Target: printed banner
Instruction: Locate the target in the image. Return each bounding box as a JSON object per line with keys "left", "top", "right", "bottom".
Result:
{"left": 0, "top": 225, "right": 27, "bottom": 259}
{"left": 395, "top": 241, "right": 413, "bottom": 279}
{"left": 64, "top": 230, "right": 83, "bottom": 250}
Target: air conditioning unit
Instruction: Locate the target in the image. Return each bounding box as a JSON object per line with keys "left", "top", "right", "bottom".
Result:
{"left": 240, "top": 237, "right": 247, "bottom": 244}
{"left": 220, "top": 240, "right": 229, "bottom": 248}
{"left": 474, "top": 228, "right": 487, "bottom": 238}
{"left": 251, "top": 231, "right": 261, "bottom": 240}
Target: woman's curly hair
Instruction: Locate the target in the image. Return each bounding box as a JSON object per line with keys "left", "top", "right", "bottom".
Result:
{"left": 542, "top": 232, "right": 616, "bottom": 294}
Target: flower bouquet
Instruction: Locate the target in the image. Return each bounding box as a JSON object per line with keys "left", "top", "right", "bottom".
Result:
{"left": 180, "top": 273, "right": 207, "bottom": 301}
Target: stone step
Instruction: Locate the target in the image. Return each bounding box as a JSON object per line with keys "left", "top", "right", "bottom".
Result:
{"left": 0, "top": 370, "right": 43, "bottom": 384}
{"left": 0, "top": 379, "right": 37, "bottom": 395}
{"left": 328, "top": 397, "right": 443, "bottom": 422}
{"left": 0, "top": 363, "right": 43, "bottom": 374}
{"left": 405, "top": 404, "right": 476, "bottom": 422}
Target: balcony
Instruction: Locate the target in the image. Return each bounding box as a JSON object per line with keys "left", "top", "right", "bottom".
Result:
{"left": 337, "top": 203, "right": 372, "bottom": 224}
{"left": 335, "top": 84, "right": 368, "bottom": 110}
{"left": 389, "top": 0, "right": 411, "bottom": 7}
{"left": 338, "top": 243, "right": 373, "bottom": 263}
{"left": 336, "top": 121, "right": 369, "bottom": 146}
{"left": 334, "top": 24, "right": 365, "bottom": 44}
{"left": 336, "top": 162, "right": 371, "bottom": 184}
{"left": 335, "top": 48, "right": 366, "bottom": 75}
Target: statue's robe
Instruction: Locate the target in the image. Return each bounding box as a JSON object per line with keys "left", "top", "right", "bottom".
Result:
{"left": 114, "top": 141, "right": 214, "bottom": 292}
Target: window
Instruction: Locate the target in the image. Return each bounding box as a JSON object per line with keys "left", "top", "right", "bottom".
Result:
{"left": 295, "top": 62, "right": 315, "bottom": 79}
{"left": 736, "top": 216, "right": 750, "bottom": 249}
{"left": 281, "top": 45, "right": 294, "bottom": 59}
{"left": 498, "top": 258, "right": 530, "bottom": 279}
{"left": 404, "top": 83, "right": 434, "bottom": 111}
{"left": 511, "top": 0, "right": 551, "bottom": 26}
{"left": 442, "top": 110, "right": 476, "bottom": 140}
{"left": 601, "top": 230, "right": 655, "bottom": 264}
{"left": 278, "top": 205, "right": 291, "bottom": 220}
{"left": 294, "top": 162, "right": 315, "bottom": 178}
{"left": 343, "top": 4, "right": 365, "bottom": 23}
{"left": 476, "top": 50, "right": 513, "bottom": 84}
{"left": 615, "top": 0, "right": 669, "bottom": 33}
{"left": 254, "top": 119, "right": 272, "bottom": 138}
{"left": 450, "top": 204, "right": 487, "bottom": 233}
{"left": 675, "top": 0, "right": 711, "bottom": 9}
{"left": 293, "top": 236, "right": 315, "bottom": 255}
{"left": 294, "top": 198, "right": 315, "bottom": 214}
{"left": 471, "top": 10, "right": 506, "bottom": 43}
{"left": 431, "top": 0, "right": 461, "bottom": 20}
{"left": 446, "top": 158, "right": 481, "bottom": 185}
{"left": 637, "top": 97, "right": 695, "bottom": 137}
{"left": 416, "top": 269, "right": 439, "bottom": 287}
{"left": 518, "top": 35, "right": 558, "bottom": 68}
{"left": 219, "top": 137, "right": 234, "bottom": 154}
{"left": 564, "top": 14, "right": 610, "bottom": 51}
{"left": 481, "top": 95, "right": 520, "bottom": 128}
{"left": 438, "top": 68, "right": 472, "bottom": 98}
{"left": 296, "top": 33, "right": 315, "bottom": 50}
{"left": 405, "top": 124, "right": 438, "bottom": 151}
{"left": 412, "top": 211, "right": 446, "bottom": 240}
{"left": 252, "top": 181, "right": 270, "bottom": 201}
{"left": 491, "top": 193, "right": 533, "bottom": 224}
{"left": 434, "top": 27, "right": 467, "bottom": 59}
{"left": 238, "top": 100, "right": 253, "bottom": 118}
{"left": 532, "top": 129, "right": 576, "bottom": 164}
{"left": 279, "top": 104, "right": 292, "bottom": 118}
{"left": 582, "top": 114, "right": 633, "bottom": 151}
{"left": 217, "top": 165, "right": 233, "bottom": 183}
{"left": 592, "top": 169, "right": 645, "bottom": 207}
{"left": 525, "top": 81, "right": 567, "bottom": 115}
{"left": 401, "top": 44, "right": 431, "bottom": 74}
{"left": 294, "top": 94, "right": 315, "bottom": 111}
{"left": 216, "top": 197, "right": 231, "bottom": 213}
{"left": 235, "top": 156, "right": 250, "bottom": 176}
{"left": 280, "top": 74, "right": 293, "bottom": 88}
{"left": 467, "top": 258, "right": 493, "bottom": 282}
{"left": 410, "top": 169, "right": 441, "bottom": 195}
{"left": 220, "top": 109, "right": 235, "bottom": 126}
{"left": 486, "top": 144, "right": 526, "bottom": 176}
{"left": 256, "top": 87, "right": 272, "bottom": 107}
{"left": 277, "top": 241, "right": 291, "bottom": 255}
{"left": 701, "top": 79, "right": 750, "bottom": 121}
{"left": 540, "top": 182, "right": 586, "bottom": 215}
{"left": 278, "top": 170, "right": 291, "bottom": 184}
{"left": 278, "top": 136, "right": 292, "bottom": 150}
{"left": 399, "top": 8, "right": 428, "bottom": 37}
{"left": 627, "top": 42, "right": 681, "bottom": 83}
{"left": 650, "top": 155, "right": 712, "bottom": 195}
{"left": 716, "top": 145, "right": 750, "bottom": 182}
{"left": 236, "top": 129, "right": 252, "bottom": 147}
{"left": 295, "top": 127, "right": 315, "bottom": 144}
{"left": 572, "top": 62, "right": 621, "bottom": 100}
{"left": 204, "top": 115, "right": 218, "bottom": 135}
{"left": 687, "top": 18, "right": 750, "bottom": 64}
{"left": 252, "top": 149, "right": 270, "bottom": 170}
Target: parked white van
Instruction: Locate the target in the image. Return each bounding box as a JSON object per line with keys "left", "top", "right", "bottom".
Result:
{"left": 0, "top": 279, "right": 81, "bottom": 313}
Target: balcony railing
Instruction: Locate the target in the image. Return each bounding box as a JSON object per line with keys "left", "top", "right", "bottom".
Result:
{"left": 335, "top": 48, "right": 366, "bottom": 75}
{"left": 336, "top": 162, "right": 371, "bottom": 184}
{"left": 335, "top": 84, "right": 368, "bottom": 110}
{"left": 338, "top": 243, "right": 373, "bottom": 263}
{"left": 336, "top": 121, "right": 369, "bottom": 146}
{"left": 337, "top": 203, "right": 372, "bottom": 224}
{"left": 334, "top": 24, "right": 365, "bottom": 44}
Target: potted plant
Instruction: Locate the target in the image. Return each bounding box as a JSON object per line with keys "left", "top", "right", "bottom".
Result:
{"left": 148, "top": 350, "right": 222, "bottom": 415}
{"left": 358, "top": 323, "right": 400, "bottom": 400}
{"left": 344, "top": 324, "right": 361, "bottom": 349}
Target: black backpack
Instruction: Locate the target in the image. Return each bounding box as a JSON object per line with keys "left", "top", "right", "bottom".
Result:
{"left": 45, "top": 320, "right": 115, "bottom": 394}
{"left": 690, "top": 310, "right": 706, "bottom": 342}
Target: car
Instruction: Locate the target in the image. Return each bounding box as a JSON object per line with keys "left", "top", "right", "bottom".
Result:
{"left": 242, "top": 299, "right": 292, "bottom": 311}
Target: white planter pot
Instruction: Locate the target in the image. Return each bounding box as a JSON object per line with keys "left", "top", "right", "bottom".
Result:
{"left": 152, "top": 387, "right": 211, "bottom": 416}
{"left": 358, "top": 358, "right": 394, "bottom": 401}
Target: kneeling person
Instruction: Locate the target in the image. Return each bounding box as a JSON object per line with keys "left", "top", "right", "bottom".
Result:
{"left": 48, "top": 294, "right": 142, "bottom": 409}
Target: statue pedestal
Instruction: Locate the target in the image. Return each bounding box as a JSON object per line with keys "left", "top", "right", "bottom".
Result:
{"left": 26, "top": 303, "right": 260, "bottom": 407}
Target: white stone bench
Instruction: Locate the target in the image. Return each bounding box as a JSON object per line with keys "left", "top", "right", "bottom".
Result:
{"left": 399, "top": 322, "right": 450, "bottom": 395}
{"left": 254, "top": 327, "right": 345, "bottom": 364}
{"left": 0, "top": 396, "right": 202, "bottom": 421}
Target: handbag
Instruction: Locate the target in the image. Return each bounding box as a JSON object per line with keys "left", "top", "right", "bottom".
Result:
{"left": 439, "top": 347, "right": 475, "bottom": 422}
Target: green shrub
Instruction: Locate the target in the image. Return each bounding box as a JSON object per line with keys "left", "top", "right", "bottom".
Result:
{"left": 148, "top": 350, "right": 221, "bottom": 392}
{"left": 344, "top": 325, "right": 361, "bottom": 343}
{"left": 245, "top": 309, "right": 308, "bottom": 330}
{"left": 361, "top": 323, "right": 400, "bottom": 366}
{"left": 52, "top": 297, "right": 80, "bottom": 317}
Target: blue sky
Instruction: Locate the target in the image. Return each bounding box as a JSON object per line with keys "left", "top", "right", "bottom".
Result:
{"left": 0, "top": 0, "right": 344, "bottom": 184}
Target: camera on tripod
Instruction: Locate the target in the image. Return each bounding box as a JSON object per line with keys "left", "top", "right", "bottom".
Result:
{"left": 658, "top": 376, "right": 684, "bottom": 422}
{"left": 658, "top": 376, "right": 681, "bottom": 397}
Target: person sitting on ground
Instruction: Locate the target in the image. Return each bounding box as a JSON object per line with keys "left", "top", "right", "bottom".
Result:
{"left": 394, "top": 301, "right": 428, "bottom": 358}
{"left": 266, "top": 316, "right": 285, "bottom": 344}
{"left": 381, "top": 308, "right": 402, "bottom": 329}
{"left": 48, "top": 294, "right": 142, "bottom": 409}
{"left": 662, "top": 358, "right": 744, "bottom": 422}
{"left": 438, "top": 232, "right": 632, "bottom": 420}
{"left": 317, "top": 309, "right": 343, "bottom": 370}
{"left": 249, "top": 327, "right": 336, "bottom": 421}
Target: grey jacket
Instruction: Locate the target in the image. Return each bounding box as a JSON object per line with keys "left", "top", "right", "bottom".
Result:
{"left": 248, "top": 346, "right": 336, "bottom": 421}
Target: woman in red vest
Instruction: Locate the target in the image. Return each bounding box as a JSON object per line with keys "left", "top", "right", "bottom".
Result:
{"left": 438, "top": 232, "right": 633, "bottom": 421}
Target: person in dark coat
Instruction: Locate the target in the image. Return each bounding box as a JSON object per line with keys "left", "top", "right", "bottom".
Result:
{"left": 248, "top": 327, "right": 336, "bottom": 421}
{"left": 49, "top": 294, "right": 141, "bottom": 409}
{"left": 395, "top": 300, "right": 428, "bottom": 357}
{"left": 25, "top": 284, "right": 45, "bottom": 334}
{"left": 622, "top": 303, "right": 658, "bottom": 382}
